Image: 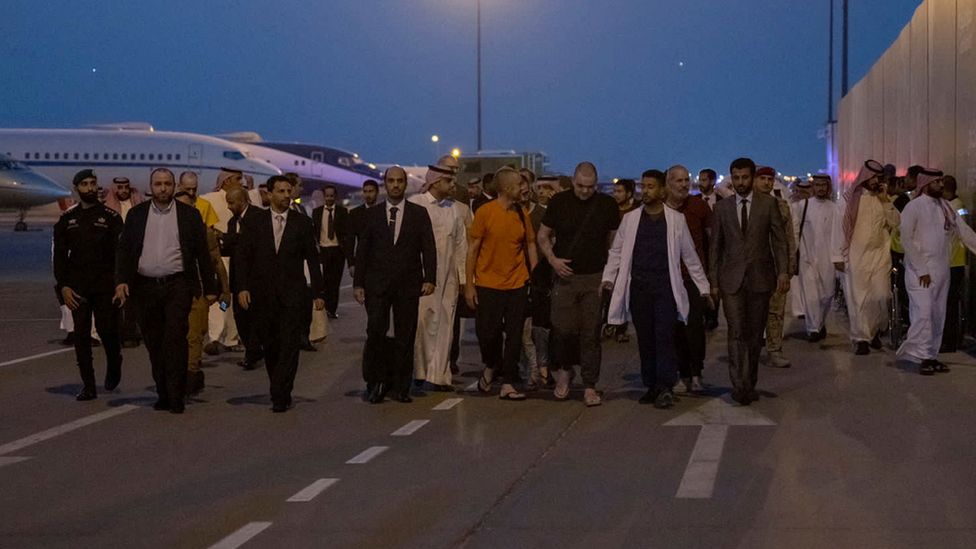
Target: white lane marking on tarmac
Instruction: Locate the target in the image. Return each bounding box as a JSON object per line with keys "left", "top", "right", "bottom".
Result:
{"left": 287, "top": 478, "right": 339, "bottom": 502}
{"left": 0, "top": 318, "right": 60, "bottom": 322}
{"left": 675, "top": 425, "right": 728, "bottom": 499}
{"left": 432, "top": 398, "right": 463, "bottom": 410}
{"left": 465, "top": 381, "right": 479, "bottom": 392}
{"left": 0, "top": 348, "right": 73, "bottom": 368}
{"left": 0, "top": 457, "right": 32, "bottom": 468}
{"left": 391, "top": 420, "right": 429, "bottom": 436}
{"left": 0, "top": 405, "right": 138, "bottom": 456}
{"left": 346, "top": 446, "right": 389, "bottom": 464}
{"left": 207, "top": 522, "right": 273, "bottom": 549}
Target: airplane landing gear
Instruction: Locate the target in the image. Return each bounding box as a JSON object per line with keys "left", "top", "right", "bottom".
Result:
{"left": 13, "top": 208, "right": 28, "bottom": 231}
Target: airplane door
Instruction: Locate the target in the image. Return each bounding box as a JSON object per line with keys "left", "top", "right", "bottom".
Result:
{"left": 311, "top": 151, "right": 324, "bottom": 177}
{"left": 187, "top": 144, "right": 203, "bottom": 167}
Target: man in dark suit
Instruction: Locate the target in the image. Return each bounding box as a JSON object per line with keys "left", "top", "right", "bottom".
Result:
{"left": 708, "top": 158, "right": 789, "bottom": 406}
{"left": 114, "top": 168, "right": 217, "bottom": 414}
{"left": 284, "top": 172, "right": 317, "bottom": 351}
{"left": 237, "top": 176, "right": 325, "bottom": 413}
{"left": 312, "top": 184, "right": 350, "bottom": 319}
{"left": 354, "top": 166, "right": 437, "bottom": 404}
{"left": 471, "top": 172, "right": 496, "bottom": 214}
{"left": 221, "top": 187, "right": 263, "bottom": 370}
{"left": 345, "top": 179, "right": 380, "bottom": 281}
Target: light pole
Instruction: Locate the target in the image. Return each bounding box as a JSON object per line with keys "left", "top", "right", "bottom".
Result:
{"left": 431, "top": 135, "right": 441, "bottom": 157}
{"left": 477, "top": 0, "right": 483, "bottom": 153}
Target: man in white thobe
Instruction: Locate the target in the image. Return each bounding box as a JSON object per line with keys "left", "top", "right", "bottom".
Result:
{"left": 897, "top": 169, "right": 976, "bottom": 374}
{"left": 831, "top": 160, "right": 900, "bottom": 355}
{"left": 793, "top": 175, "right": 838, "bottom": 342}
{"left": 410, "top": 164, "right": 467, "bottom": 390}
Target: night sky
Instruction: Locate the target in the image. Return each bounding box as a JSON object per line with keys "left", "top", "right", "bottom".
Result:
{"left": 2, "top": 0, "right": 922, "bottom": 178}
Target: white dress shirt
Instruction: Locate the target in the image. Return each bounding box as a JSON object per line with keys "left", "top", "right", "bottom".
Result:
{"left": 319, "top": 205, "right": 340, "bottom": 247}
{"left": 386, "top": 200, "right": 405, "bottom": 244}
{"left": 272, "top": 208, "right": 289, "bottom": 253}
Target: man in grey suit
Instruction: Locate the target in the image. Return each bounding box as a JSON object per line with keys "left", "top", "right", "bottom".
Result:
{"left": 708, "top": 158, "right": 790, "bottom": 405}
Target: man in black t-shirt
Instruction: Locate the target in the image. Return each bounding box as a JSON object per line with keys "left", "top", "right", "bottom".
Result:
{"left": 537, "top": 162, "right": 620, "bottom": 406}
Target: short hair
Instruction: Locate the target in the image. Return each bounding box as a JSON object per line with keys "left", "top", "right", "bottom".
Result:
{"left": 266, "top": 175, "right": 292, "bottom": 193}
{"left": 519, "top": 168, "right": 537, "bottom": 184}
{"left": 482, "top": 172, "right": 497, "bottom": 195}
{"left": 178, "top": 171, "right": 197, "bottom": 183}
{"left": 944, "top": 174, "right": 958, "bottom": 194}
{"left": 322, "top": 184, "right": 338, "bottom": 195}
{"left": 558, "top": 175, "right": 573, "bottom": 191}
{"left": 150, "top": 167, "right": 175, "bottom": 182}
{"left": 574, "top": 162, "right": 598, "bottom": 180}
{"left": 729, "top": 158, "right": 757, "bottom": 175}
{"left": 174, "top": 190, "right": 189, "bottom": 199}
{"left": 907, "top": 165, "right": 924, "bottom": 179}
{"left": 284, "top": 172, "right": 302, "bottom": 186}
{"left": 614, "top": 178, "right": 636, "bottom": 195}
{"left": 362, "top": 179, "right": 379, "bottom": 191}
{"left": 699, "top": 168, "right": 717, "bottom": 181}
{"left": 641, "top": 169, "right": 666, "bottom": 183}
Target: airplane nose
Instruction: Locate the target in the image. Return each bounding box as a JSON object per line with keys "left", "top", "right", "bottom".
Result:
{"left": 23, "top": 171, "right": 71, "bottom": 200}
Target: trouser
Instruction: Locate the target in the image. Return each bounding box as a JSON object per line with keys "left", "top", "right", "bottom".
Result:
{"left": 892, "top": 251, "right": 910, "bottom": 328}
{"left": 187, "top": 296, "right": 209, "bottom": 373}
{"left": 71, "top": 292, "right": 122, "bottom": 389}
{"left": 254, "top": 302, "right": 304, "bottom": 406}
{"left": 119, "top": 298, "right": 142, "bottom": 342}
{"left": 550, "top": 273, "right": 603, "bottom": 388}
{"left": 475, "top": 286, "right": 528, "bottom": 385}
{"left": 723, "top": 288, "right": 772, "bottom": 397}
{"left": 518, "top": 317, "right": 539, "bottom": 380}
{"left": 450, "top": 312, "right": 462, "bottom": 366}
{"left": 676, "top": 278, "right": 706, "bottom": 379}
{"left": 135, "top": 275, "right": 193, "bottom": 406}
{"left": 320, "top": 246, "right": 345, "bottom": 315}
{"left": 942, "top": 266, "right": 965, "bottom": 352}
{"left": 300, "top": 286, "right": 313, "bottom": 343}
{"left": 630, "top": 281, "right": 678, "bottom": 391}
{"left": 363, "top": 290, "right": 420, "bottom": 397}
{"left": 233, "top": 291, "right": 263, "bottom": 363}
{"left": 766, "top": 286, "right": 788, "bottom": 354}
{"left": 532, "top": 325, "right": 551, "bottom": 370}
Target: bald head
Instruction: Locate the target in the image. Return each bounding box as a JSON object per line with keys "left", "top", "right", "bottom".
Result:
{"left": 226, "top": 186, "right": 250, "bottom": 217}
{"left": 665, "top": 165, "right": 691, "bottom": 205}
{"left": 572, "top": 162, "right": 598, "bottom": 201}
{"left": 574, "top": 162, "right": 598, "bottom": 179}
{"left": 495, "top": 168, "right": 523, "bottom": 201}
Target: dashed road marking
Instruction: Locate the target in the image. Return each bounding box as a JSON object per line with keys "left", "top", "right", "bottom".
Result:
{"left": 207, "top": 522, "right": 273, "bottom": 549}
{"left": 346, "top": 446, "right": 389, "bottom": 464}
{"left": 432, "top": 398, "right": 463, "bottom": 410}
{"left": 391, "top": 420, "right": 429, "bottom": 436}
{"left": 0, "top": 405, "right": 139, "bottom": 456}
{"left": 0, "top": 348, "right": 73, "bottom": 368}
{"left": 287, "top": 478, "right": 339, "bottom": 502}
{"left": 0, "top": 457, "right": 32, "bottom": 468}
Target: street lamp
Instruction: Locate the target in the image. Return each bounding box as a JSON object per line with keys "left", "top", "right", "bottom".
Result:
{"left": 431, "top": 135, "right": 440, "bottom": 156}
{"left": 476, "top": 0, "right": 482, "bottom": 152}
{"left": 452, "top": 148, "right": 461, "bottom": 158}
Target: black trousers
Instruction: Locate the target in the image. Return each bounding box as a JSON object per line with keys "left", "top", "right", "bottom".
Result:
{"left": 300, "top": 288, "right": 312, "bottom": 343}
{"left": 119, "top": 298, "right": 142, "bottom": 343}
{"left": 676, "top": 278, "right": 706, "bottom": 379}
{"left": 71, "top": 292, "right": 122, "bottom": 389}
{"left": 363, "top": 289, "right": 420, "bottom": 397}
{"left": 233, "top": 292, "right": 263, "bottom": 363}
{"left": 254, "top": 302, "right": 303, "bottom": 406}
{"left": 134, "top": 275, "right": 193, "bottom": 406}
{"left": 722, "top": 288, "right": 772, "bottom": 397}
{"left": 475, "top": 286, "right": 528, "bottom": 385}
{"left": 450, "top": 310, "right": 461, "bottom": 366}
{"left": 630, "top": 282, "right": 678, "bottom": 391}
{"left": 319, "top": 247, "right": 345, "bottom": 315}
{"left": 942, "top": 266, "right": 966, "bottom": 352}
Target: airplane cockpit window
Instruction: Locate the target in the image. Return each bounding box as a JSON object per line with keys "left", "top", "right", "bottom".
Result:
{"left": 338, "top": 157, "right": 353, "bottom": 167}
{"left": 223, "top": 151, "right": 246, "bottom": 161}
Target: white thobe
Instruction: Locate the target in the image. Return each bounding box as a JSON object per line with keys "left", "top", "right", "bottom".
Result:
{"left": 409, "top": 192, "right": 467, "bottom": 385}
{"left": 794, "top": 198, "right": 839, "bottom": 334}
{"left": 897, "top": 195, "right": 976, "bottom": 362}
{"left": 200, "top": 189, "right": 240, "bottom": 346}
{"left": 831, "top": 193, "right": 900, "bottom": 343}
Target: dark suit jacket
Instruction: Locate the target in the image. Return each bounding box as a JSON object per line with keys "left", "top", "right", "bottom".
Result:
{"left": 221, "top": 206, "right": 255, "bottom": 294}
{"left": 345, "top": 204, "right": 370, "bottom": 267}
{"left": 472, "top": 193, "right": 494, "bottom": 214}
{"left": 708, "top": 192, "right": 788, "bottom": 295}
{"left": 236, "top": 208, "right": 325, "bottom": 309}
{"left": 115, "top": 200, "right": 218, "bottom": 297}
{"left": 353, "top": 201, "right": 436, "bottom": 297}
{"left": 312, "top": 204, "right": 350, "bottom": 260}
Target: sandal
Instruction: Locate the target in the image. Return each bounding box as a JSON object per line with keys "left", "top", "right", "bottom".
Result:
{"left": 920, "top": 361, "right": 935, "bottom": 376}
{"left": 499, "top": 387, "right": 527, "bottom": 401}
{"left": 478, "top": 368, "right": 495, "bottom": 392}
{"left": 933, "top": 360, "right": 951, "bottom": 373}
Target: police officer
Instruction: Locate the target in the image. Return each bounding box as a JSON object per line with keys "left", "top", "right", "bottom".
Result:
{"left": 53, "top": 169, "right": 124, "bottom": 400}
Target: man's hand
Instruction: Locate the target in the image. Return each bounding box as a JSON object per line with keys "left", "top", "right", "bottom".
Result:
{"left": 919, "top": 274, "right": 932, "bottom": 288}
{"left": 61, "top": 286, "right": 81, "bottom": 311}
{"left": 313, "top": 298, "right": 326, "bottom": 311}
{"left": 777, "top": 274, "right": 791, "bottom": 294}
{"left": 113, "top": 284, "right": 129, "bottom": 307}
{"left": 348, "top": 266, "right": 355, "bottom": 279}
{"left": 238, "top": 291, "right": 251, "bottom": 310}
{"left": 353, "top": 287, "right": 365, "bottom": 305}
{"left": 465, "top": 284, "right": 478, "bottom": 310}
{"left": 834, "top": 262, "right": 846, "bottom": 273}
{"left": 710, "top": 286, "right": 720, "bottom": 303}
{"left": 550, "top": 257, "right": 574, "bottom": 279}
{"left": 601, "top": 281, "right": 613, "bottom": 292}
{"left": 421, "top": 283, "right": 436, "bottom": 297}
{"left": 220, "top": 292, "right": 232, "bottom": 307}
{"left": 205, "top": 294, "right": 218, "bottom": 306}
{"left": 703, "top": 294, "right": 716, "bottom": 310}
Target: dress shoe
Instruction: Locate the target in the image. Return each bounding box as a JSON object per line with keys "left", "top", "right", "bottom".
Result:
{"left": 187, "top": 371, "right": 205, "bottom": 396}
{"left": 299, "top": 339, "right": 317, "bottom": 352}
{"left": 870, "top": 334, "right": 883, "bottom": 350}
{"left": 639, "top": 389, "right": 659, "bottom": 405}
{"left": 237, "top": 358, "right": 261, "bottom": 370}
{"left": 808, "top": 331, "right": 823, "bottom": 343}
{"left": 392, "top": 393, "right": 413, "bottom": 404}
{"left": 227, "top": 344, "right": 245, "bottom": 352}
{"left": 414, "top": 379, "right": 426, "bottom": 388}
{"left": 169, "top": 402, "right": 185, "bottom": 414}
{"left": 450, "top": 362, "right": 460, "bottom": 375}
{"left": 749, "top": 390, "right": 760, "bottom": 402}
{"left": 368, "top": 384, "right": 385, "bottom": 404}
{"left": 62, "top": 332, "right": 76, "bottom": 346}
{"left": 855, "top": 341, "right": 870, "bottom": 355}
{"left": 75, "top": 387, "right": 97, "bottom": 401}
{"left": 731, "top": 390, "right": 752, "bottom": 406}
{"left": 153, "top": 399, "right": 171, "bottom": 411}
{"left": 203, "top": 342, "right": 221, "bottom": 356}
{"left": 272, "top": 403, "right": 289, "bottom": 413}
{"left": 327, "top": 311, "right": 339, "bottom": 320}
{"left": 819, "top": 326, "right": 827, "bottom": 340}
{"left": 433, "top": 384, "right": 454, "bottom": 392}
{"left": 104, "top": 368, "right": 122, "bottom": 391}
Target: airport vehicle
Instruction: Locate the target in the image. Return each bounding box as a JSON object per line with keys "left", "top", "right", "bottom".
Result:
{"left": 454, "top": 151, "right": 549, "bottom": 190}
{"left": 0, "top": 153, "right": 71, "bottom": 231}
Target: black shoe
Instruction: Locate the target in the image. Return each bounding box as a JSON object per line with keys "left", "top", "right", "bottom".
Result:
{"left": 104, "top": 368, "right": 122, "bottom": 391}
{"left": 153, "top": 399, "right": 171, "bottom": 411}
{"left": 272, "top": 403, "right": 289, "bottom": 413}
{"left": 450, "top": 362, "right": 459, "bottom": 375}
{"left": 639, "top": 389, "right": 659, "bottom": 405}
{"left": 368, "top": 384, "right": 385, "bottom": 404}
{"left": 327, "top": 311, "right": 338, "bottom": 320}
{"left": 62, "top": 332, "right": 76, "bottom": 346}
{"left": 870, "top": 334, "right": 883, "bottom": 350}
{"left": 920, "top": 360, "right": 936, "bottom": 376}
{"left": 414, "top": 379, "right": 425, "bottom": 388}
{"left": 654, "top": 389, "right": 675, "bottom": 409}
{"left": 364, "top": 383, "right": 376, "bottom": 402}
{"left": 705, "top": 319, "right": 719, "bottom": 331}
{"left": 299, "top": 339, "right": 317, "bottom": 352}
{"left": 237, "top": 358, "right": 260, "bottom": 370}
{"left": 731, "top": 390, "right": 752, "bottom": 406}
{"left": 433, "top": 384, "right": 454, "bottom": 392}
{"left": 121, "top": 339, "right": 140, "bottom": 349}
{"left": 819, "top": 326, "right": 827, "bottom": 340}
{"left": 75, "top": 387, "right": 97, "bottom": 401}
{"left": 187, "top": 371, "right": 205, "bottom": 396}
{"left": 749, "top": 390, "right": 760, "bottom": 402}
{"left": 90, "top": 338, "right": 101, "bottom": 348}
{"left": 855, "top": 341, "right": 870, "bottom": 355}
{"left": 169, "top": 403, "right": 185, "bottom": 414}
{"left": 393, "top": 393, "right": 413, "bottom": 404}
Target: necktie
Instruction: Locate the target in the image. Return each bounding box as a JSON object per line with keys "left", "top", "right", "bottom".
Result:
{"left": 274, "top": 214, "right": 285, "bottom": 252}
{"left": 389, "top": 206, "right": 399, "bottom": 243}
{"left": 740, "top": 199, "right": 749, "bottom": 235}
{"left": 327, "top": 208, "right": 335, "bottom": 240}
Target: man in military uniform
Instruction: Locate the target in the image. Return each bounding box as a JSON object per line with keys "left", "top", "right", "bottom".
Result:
{"left": 53, "top": 169, "right": 124, "bottom": 400}
{"left": 755, "top": 167, "right": 797, "bottom": 368}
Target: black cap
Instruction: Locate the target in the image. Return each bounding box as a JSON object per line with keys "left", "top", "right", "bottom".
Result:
{"left": 73, "top": 169, "right": 96, "bottom": 186}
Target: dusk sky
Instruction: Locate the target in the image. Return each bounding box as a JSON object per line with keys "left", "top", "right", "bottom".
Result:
{"left": 2, "top": 0, "right": 922, "bottom": 178}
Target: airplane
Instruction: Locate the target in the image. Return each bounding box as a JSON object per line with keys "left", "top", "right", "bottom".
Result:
{"left": 0, "top": 153, "right": 72, "bottom": 231}
{"left": 0, "top": 123, "right": 282, "bottom": 202}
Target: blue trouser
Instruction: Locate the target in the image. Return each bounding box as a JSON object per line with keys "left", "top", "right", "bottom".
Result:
{"left": 629, "top": 281, "right": 678, "bottom": 391}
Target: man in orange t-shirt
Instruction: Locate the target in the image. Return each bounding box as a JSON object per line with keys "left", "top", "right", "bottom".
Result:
{"left": 465, "top": 168, "right": 538, "bottom": 401}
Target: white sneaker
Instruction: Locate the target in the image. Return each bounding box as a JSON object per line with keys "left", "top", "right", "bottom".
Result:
{"left": 674, "top": 379, "right": 690, "bottom": 394}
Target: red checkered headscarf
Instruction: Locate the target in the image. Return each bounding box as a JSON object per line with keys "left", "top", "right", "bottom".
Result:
{"left": 840, "top": 160, "right": 885, "bottom": 259}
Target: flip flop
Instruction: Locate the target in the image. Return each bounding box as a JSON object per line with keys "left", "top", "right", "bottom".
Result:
{"left": 933, "top": 360, "right": 951, "bottom": 373}
{"left": 499, "top": 390, "right": 527, "bottom": 401}
{"left": 477, "top": 368, "right": 495, "bottom": 392}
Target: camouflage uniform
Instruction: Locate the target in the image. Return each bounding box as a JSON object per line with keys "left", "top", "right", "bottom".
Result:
{"left": 766, "top": 197, "right": 797, "bottom": 355}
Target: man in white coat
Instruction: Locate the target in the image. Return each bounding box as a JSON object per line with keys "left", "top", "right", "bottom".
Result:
{"left": 794, "top": 175, "right": 838, "bottom": 342}
{"left": 602, "top": 172, "right": 711, "bottom": 409}
{"left": 410, "top": 165, "right": 467, "bottom": 390}
{"left": 897, "top": 169, "right": 976, "bottom": 374}
{"left": 831, "top": 160, "right": 900, "bottom": 355}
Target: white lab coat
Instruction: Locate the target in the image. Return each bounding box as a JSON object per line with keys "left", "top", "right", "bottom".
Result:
{"left": 409, "top": 192, "right": 467, "bottom": 385}
{"left": 831, "top": 193, "right": 900, "bottom": 343}
{"left": 603, "top": 206, "right": 709, "bottom": 325}
{"left": 897, "top": 195, "right": 976, "bottom": 362}
{"left": 793, "top": 198, "right": 839, "bottom": 334}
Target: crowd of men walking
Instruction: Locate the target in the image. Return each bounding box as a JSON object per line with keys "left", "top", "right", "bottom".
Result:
{"left": 51, "top": 154, "right": 974, "bottom": 413}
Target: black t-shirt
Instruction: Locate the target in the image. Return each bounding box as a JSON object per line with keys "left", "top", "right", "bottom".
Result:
{"left": 542, "top": 191, "right": 620, "bottom": 275}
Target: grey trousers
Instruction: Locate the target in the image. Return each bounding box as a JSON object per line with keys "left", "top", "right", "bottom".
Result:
{"left": 722, "top": 289, "right": 772, "bottom": 397}
{"left": 550, "top": 273, "right": 604, "bottom": 388}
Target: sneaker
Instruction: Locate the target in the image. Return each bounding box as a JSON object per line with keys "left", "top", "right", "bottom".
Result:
{"left": 768, "top": 352, "right": 792, "bottom": 368}
{"left": 654, "top": 389, "right": 675, "bottom": 409}
{"left": 674, "top": 378, "right": 690, "bottom": 394}
{"left": 584, "top": 388, "right": 602, "bottom": 407}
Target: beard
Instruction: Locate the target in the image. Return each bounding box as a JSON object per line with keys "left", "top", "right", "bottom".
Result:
{"left": 78, "top": 191, "right": 99, "bottom": 204}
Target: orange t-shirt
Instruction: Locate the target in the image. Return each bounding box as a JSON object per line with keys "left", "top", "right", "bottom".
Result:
{"left": 469, "top": 200, "right": 535, "bottom": 290}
